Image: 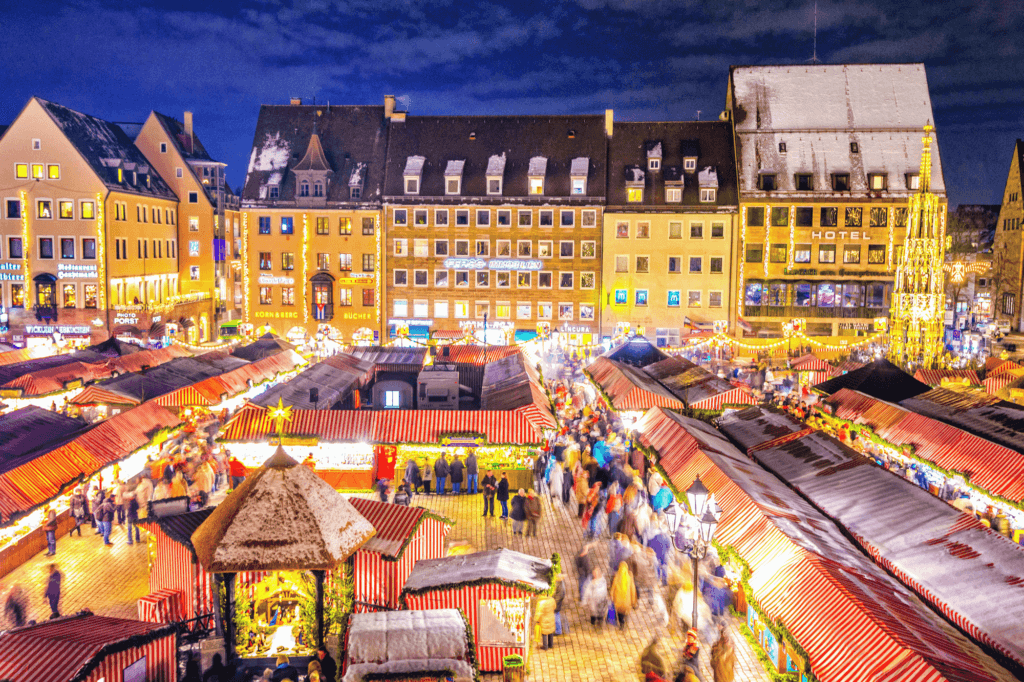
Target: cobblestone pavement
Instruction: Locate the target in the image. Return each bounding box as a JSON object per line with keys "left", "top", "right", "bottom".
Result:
{"left": 352, "top": 489, "right": 770, "bottom": 682}
{"left": 1, "top": 520, "right": 150, "bottom": 624}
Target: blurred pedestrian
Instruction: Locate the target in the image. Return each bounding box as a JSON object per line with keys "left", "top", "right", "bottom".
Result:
{"left": 4, "top": 585, "right": 26, "bottom": 628}
{"left": 609, "top": 561, "right": 637, "bottom": 629}
{"left": 45, "top": 563, "right": 61, "bottom": 618}
{"left": 525, "top": 489, "right": 541, "bottom": 537}
{"left": 497, "top": 472, "right": 510, "bottom": 519}
{"left": 482, "top": 471, "right": 497, "bottom": 517}
{"left": 510, "top": 489, "right": 527, "bottom": 535}
{"left": 581, "top": 568, "right": 608, "bottom": 627}
{"left": 43, "top": 505, "right": 58, "bottom": 556}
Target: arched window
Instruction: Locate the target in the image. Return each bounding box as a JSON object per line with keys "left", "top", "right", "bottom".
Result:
{"left": 299, "top": 180, "right": 309, "bottom": 197}
{"left": 313, "top": 181, "right": 324, "bottom": 197}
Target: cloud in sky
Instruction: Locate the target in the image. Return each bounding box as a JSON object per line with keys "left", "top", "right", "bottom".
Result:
{"left": 1, "top": 0, "right": 1021, "bottom": 205}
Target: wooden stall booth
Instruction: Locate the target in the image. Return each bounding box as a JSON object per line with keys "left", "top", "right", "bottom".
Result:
{"left": 401, "top": 549, "right": 552, "bottom": 672}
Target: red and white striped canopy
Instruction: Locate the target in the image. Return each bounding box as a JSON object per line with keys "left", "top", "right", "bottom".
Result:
{"left": 913, "top": 368, "right": 982, "bottom": 386}
{"left": 349, "top": 497, "right": 452, "bottom": 558}
{"left": 587, "top": 357, "right": 686, "bottom": 411}
{"left": 983, "top": 375, "right": 1015, "bottom": 396}
{"left": 688, "top": 386, "right": 757, "bottom": 411}
{"left": 791, "top": 354, "right": 835, "bottom": 372}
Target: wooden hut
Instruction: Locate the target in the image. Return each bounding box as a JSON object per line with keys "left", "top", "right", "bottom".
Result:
{"left": 137, "top": 507, "right": 216, "bottom": 622}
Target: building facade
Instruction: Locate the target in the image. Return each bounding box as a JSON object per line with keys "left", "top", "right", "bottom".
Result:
{"left": 382, "top": 114, "right": 608, "bottom": 345}
{"left": 727, "top": 64, "right": 947, "bottom": 337}
{"left": 601, "top": 119, "right": 739, "bottom": 346}
{"left": 0, "top": 97, "right": 214, "bottom": 347}
{"left": 991, "top": 140, "right": 1024, "bottom": 331}
{"left": 239, "top": 101, "right": 389, "bottom": 344}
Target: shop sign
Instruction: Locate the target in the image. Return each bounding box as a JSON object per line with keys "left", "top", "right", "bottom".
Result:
{"left": 342, "top": 312, "right": 373, "bottom": 320}
{"left": 254, "top": 311, "right": 297, "bottom": 319}
{"left": 389, "top": 318, "right": 432, "bottom": 325}
{"left": 270, "top": 436, "right": 319, "bottom": 446}
{"left": 337, "top": 277, "right": 374, "bottom": 286}
{"left": 0, "top": 263, "right": 22, "bottom": 282}
{"left": 113, "top": 304, "right": 145, "bottom": 312}
{"left": 810, "top": 231, "right": 871, "bottom": 241}
{"left": 114, "top": 313, "right": 139, "bottom": 325}
{"left": 839, "top": 322, "right": 869, "bottom": 330}
{"left": 560, "top": 324, "right": 591, "bottom": 334}
{"left": 442, "top": 257, "right": 542, "bottom": 271}
{"left": 152, "top": 315, "right": 161, "bottom": 323}
{"left": 58, "top": 263, "right": 98, "bottom": 279}
{"left": 258, "top": 275, "right": 294, "bottom": 285}
{"left": 459, "top": 320, "right": 514, "bottom": 330}
{"left": 26, "top": 325, "right": 91, "bottom": 335}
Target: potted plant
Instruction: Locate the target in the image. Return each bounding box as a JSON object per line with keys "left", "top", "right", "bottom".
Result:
{"left": 502, "top": 654, "right": 525, "bottom": 682}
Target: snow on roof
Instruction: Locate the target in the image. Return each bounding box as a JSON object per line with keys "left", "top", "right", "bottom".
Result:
{"left": 191, "top": 446, "right": 375, "bottom": 572}
{"left": 528, "top": 156, "right": 547, "bottom": 176}
{"left": 444, "top": 159, "right": 465, "bottom": 177}
{"left": 403, "top": 548, "right": 551, "bottom": 594}
{"left": 349, "top": 162, "right": 366, "bottom": 186}
{"left": 267, "top": 171, "right": 283, "bottom": 186}
{"left": 348, "top": 609, "right": 468, "bottom": 664}
{"left": 404, "top": 155, "right": 425, "bottom": 175}
{"left": 624, "top": 165, "right": 645, "bottom": 184}
{"left": 486, "top": 153, "right": 506, "bottom": 176}
{"left": 698, "top": 166, "right": 718, "bottom": 188}
{"left": 248, "top": 131, "right": 291, "bottom": 173}
{"left": 646, "top": 141, "right": 663, "bottom": 158}
{"left": 571, "top": 156, "right": 589, "bottom": 176}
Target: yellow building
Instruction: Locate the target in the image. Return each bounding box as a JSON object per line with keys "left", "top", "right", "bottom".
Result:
{"left": 0, "top": 97, "right": 204, "bottom": 346}
{"left": 601, "top": 120, "right": 738, "bottom": 346}
{"left": 727, "top": 65, "right": 947, "bottom": 337}
{"left": 135, "top": 110, "right": 241, "bottom": 333}
{"left": 239, "top": 101, "right": 387, "bottom": 344}
{"left": 991, "top": 139, "right": 1024, "bottom": 331}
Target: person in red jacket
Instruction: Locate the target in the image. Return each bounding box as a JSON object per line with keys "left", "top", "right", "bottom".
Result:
{"left": 228, "top": 456, "right": 247, "bottom": 489}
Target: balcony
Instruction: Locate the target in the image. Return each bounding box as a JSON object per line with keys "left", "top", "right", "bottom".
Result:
{"left": 312, "top": 303, "right": 334, "bottom": 322}
{"left": 744, "top": 305, "right": 886, "bottom": 319}
{"left": 34, "top": 305, "right": 57, "bottom": 322}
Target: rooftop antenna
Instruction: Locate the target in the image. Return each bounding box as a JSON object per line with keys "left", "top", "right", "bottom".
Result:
{"left": 808, "top": 0, "right": 821, "bottom": 64}
{"left": 696, "top": 110, "right": 702, "bottom": 121}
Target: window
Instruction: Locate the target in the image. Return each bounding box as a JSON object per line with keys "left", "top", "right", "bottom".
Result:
{"left": 1003, "top": 293, "right": 1016, "bottom": 316}
{"left": 616, "top": 222, "right": 629, "bottom": 239}
{"left": 758, "top": 174, "right": 777, "bottom": 191}
{"left": 613, "top": 289, "right": 627, "bottom": 305}
{"left": 339, "top": 253, "right": 352, "bottom": 271}
{"left": 313, "top": 181, "right": 324, "bottom": 197}
{"left": 281, "top": 252, "right": 295, "bottom": 270}
{"left": 517, "top": 271, "right": 531, "bottom": 288}
{"left": 497, "top": 240, "right": 511, "bottom": 257}
{"left": 794, "top": 173, "right": 813, "bottom": 191}
{"left": 282, "top": 287, "right": 295, "bottom": 305}
{"left": 60, "top": 238, "right": 75, "bottom": 259}
{"left": 258, "top": 217, "right": 271, "bottom": 234}
{"left": 8, "top": 237, "right": 22, "bottom": 259}
{"left": 868, "top": 244, "right": 886, "bottom": 264}
{"left": 362, "top": 254, "right": 375, "bottom": 272}
{"left": 176, "top": 167, "right": 183, "bottom": 178}
{"left": 362, "top": 218, "right": 375, "bottom": 235}
{"left": 869, "top": 207, "right": 887, "bottom": 227}
{"left": 11, "top": 283, "right": 24, "bottom": 307}
{"left": 745, "top": 244, "right": 763, "bottom": 263}
{"left": 269, "top": 186, "right": 279, "bottom": 199}
{"left": 153, "top": 207, "right": 161, "bottom": 224}
{"left": 259, "top": 286, "right": 272, "bottom": 304}
{"left": 488, "top": 178, "right": 502, "bottom": 195}
{"left": 83, "top": 238, "right": 96, "bottom": 259}
{"left": 615, "top": 255, "right": 629, "bottom": 273}
{"left": 868, "top": 173, "right": 887, "bottom": 191}
{"left": 666, "top": 187, "right": 682, "bottom": 203}
{"left": 447, "top": 178, "right": 461, "bottom": 195}
{"left": 818, "top": 244, "right": 836, "bottom": 264}
{"left": 188, "top": 191, "right": 199, "bottom": 203}
{"left": 455, "top": 271, "right": 470, "bottom": 287}
{"left": 84, "top": 284, "right": 97, "bottom": 308}
{"left": 281, "top": 216, "right": 294, "bottom": 234}
{"left": 539, "top": 241, "right": 553, "bottom": 258}
{"left": 688, "top": 290, "right": 701, "bottom": 307}
{"left": 435, "top": 270, "right": 449, "bottom": 287}
{"left": 906, "top": 173, "right": 920, "bottom": 190}
{"left": 668, "top": 222, "right": 682, "bottom": 239}
{"left": 581, "top": 240, "right": 596, "bottom": 259}
{"left": 867, "top": 283, "right": 884, "bottom": 307}
{"left": 476, "top": 210, "right": 490, "bottom": 227}
{"left": 668, "top": 256, "right": 681, "bottom": 273}
{"left": 539, "top": 210, "right": 553, "bottom": 227}
{"left": 393, "top": 209, "right": 407, "bottom": 226}
{"left": 476, "top": 240, "right": 490, "bottom": 257}
{"left": 627, "top": 187, "right": 643, "bottom": 202}
{"left": 58, "top": 200, "right": 74, "bottom": 219}
{"left": 771, "top": 207, "right": 788, "bottom": 227}
{"left": 538, "top": 302, "right": 552, "bottom": 319}
{"left": 794, "top": 207, "right": 813, "bottom": 227}
{"left": 405, "top": 177, "right": 419, "bottom": 194}
{"left": 413, "top": 239, "right": 428, "bottom": 257}
{"left": 496, "top": 272, "right": 510, "bottom": 288}
{"left": 689, "top": 256, "right": 702, "bottom": 273}
{"left": 475, "top": 302, "right": 489, "bottom": 319}
{"left": 394, "top": 269, "right": 408, "bottom": 286}
{"left": 894, "top": 208, "right": 908, "bottom": 228}
{"left": 635, "top": 290, "right": 648, "bottom": 306}
{"left": 259, "top": 252, "right": 272, "bottom": 270}
{"left": 648, "top": 158, "right": 661, "bottom": 171}
{"left": 316, "top": 252, "right": 330, "bottom": 270}
{"left": 312, "top": 216, "right": 328, "bottom": 235}
{"left": 456, "top": 210, "right": 469, "bottom": 226}
{"left": 580, "top": 304, "right": 594, "bottom": 321}
{"left": 32, "top": 164, "right": 44, "bottom": 179}
{"left": 517, "top": 241, "right": 532, "bottom": 258}
{"left": 572, "top": 178, "right": 586, "bottom": 195}
{"left": 61, "top": 283, "right": 76, "bottom": 308}
{"left": 518, "top": 210, "right": 532, "bottom": 227}
{"left": 559, "top": 241, "right": 574, "bottom": 259}
{"left": 769, "top": 244, "right": 787, "bottom": 263}
{"left": 843, "top": 245, "right": 861, "bottom": 264}
{"left": 683, "top": 158, "right": 697, "bottom": 172}
{"left": 37, "top": 200, "right": 52, "bottom": 219}
{"left": 794, "top": 244, "right": 811, "bottom": 263}
{"left": 710, "top": 257, "right": 723, "bottom": 274}
{"left": 636, "top": 222, "right": 650, "bottom": 239}
{"left": 559, "top": 303, "right": 574, "bottom": 320}
{"left": 561, "top": 210, "right": 574, "bottom": 228}
{"left": 455, "top": 240, "right": 470, "bottom": 256}
{"left": 845, "top": 207, "right": 862, "bottom": 228}
{"left": 476, "top": 271, "right": 490, "bottom": 288}
{"left": 435, "top": 240, "right": 448, "bottom": 256}
{"left": 6, "top": 199, "right": 20, "bottom": 219}
{"left": 362, "top": 288, "right": 374, "bottom": 306}
{"left": 538, "top": 271, "right": 552, "bottom": 288}
{"left": 435, "top": 300, "right": 450, "bottom": 318}
{"left": 413, "top": 270, "right": 427, "bottom": 287}
{"left": 517, "top": 302, "right": 532, "bottom": 319}
{"left": 495, "top": 301, "right": 511, "bottom": 319}
{"left": 559, "top": 272, "right": 574, "bottom": 289}
{"left": 709, "top": 291, "right": 723, "bottom": 308}
{"left": 530, "top": 178, "right": 544, "bottom": 195}
{"left": 820, "top": 207, "right": 838, "bottom": 227}
{"left": 39, "top": 237, "right": 53, "bottom": 259}
{"left": 831, "top": 173, "right": 851, "bottom": 191}
{"left": 393, "top": 299, "right": 408, "bottom": 317}
{"left": 700, "top": 188, "right": 716, "bottom": 202}
{"left": 434, "top": 210, "right": 448, "bottom": 227}
{"left": 667, "top": 290, "right": 681, "bottom": 307}
{"left": 497, "top": 210, "right": 511, "bottom": 227}
{"left": 747, "top": 207, "right": 764, "bottom": 227}
{"left": 15, "top": 164, "right": 28, "bottom": 179}
{"left": 636, "top": 256, "right": 649, "bottom": 273}
{"left": 454, "top": 301, "right": 469, "bottom": 318}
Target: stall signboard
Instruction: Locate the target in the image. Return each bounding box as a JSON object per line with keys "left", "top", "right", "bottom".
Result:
{"left": 25, "top": 325, "right": 91, "bottom": 335}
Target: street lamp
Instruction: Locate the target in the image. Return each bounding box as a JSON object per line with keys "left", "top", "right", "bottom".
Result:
{"left": 683, "top": 475, "right": 721, "bottom": 633}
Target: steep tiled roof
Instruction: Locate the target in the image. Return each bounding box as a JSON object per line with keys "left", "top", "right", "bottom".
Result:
{"left": 607, "top": 121, "right": 738, "bottom": 208}
{"left": 36, "top": 98, "right": 176, "bottom": 199}
{"left": 152, "top": 111, "right": 215, "bottom": 162}
{"left": 242, "top": 104, "right": 387, "bottom": 205}
{"left": 293, "top": 132, "right": 333, "bottom": 172}
{"left": 384, "top": 115, "right": 607, "bottom": 200}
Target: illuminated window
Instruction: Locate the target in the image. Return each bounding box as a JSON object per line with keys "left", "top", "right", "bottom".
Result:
{"left": 258, "top": 217, "right": 271, "bottom": 234}
{"left": 572, "top": 178, "right": 586, "bottom": 195}
{"left": 538, "top": 302, "right": 552, "bottom": 319}
{"left": 282, "top": 287, "right": 295, "bottom": 305}
{"left": 580, "top": 272, "right": 595, "bottom": 289}
{"left": 818, "top": 244, "right": 836, "bottom": 264}
{"left": 281, "top": 252, "right": 295, "bottom": 270}
{"left": 581, "top": 241, "right": 596, "bottom": 259}
{"left": 771, "top": 207, "right": 788, "bottom": 227}
{"left": 259, "top": 287, "right": 272, "bottom": 304}
{"left": 339, "top": 217, "right": 352, "bottom": 235}
{"left": 496, "top": 240, "right": 511, "bottom": 257}
{"left": 699, "top": 188, "right": 716, "bottom": 202}
{"left": 529, "top": 178, "right": 544, "bottom": 195}
{"left": 845, "top": 207, "right": 862, "bottom": 228}
{"left": 455, "top": 271, "right": 469, "bottom": 287}
{"left": 435, "top": 300, "right": 449, "bottom": 317}
{"left": 906, "top": 173, "right": 920, "bottom": 190}
{"left": 667, "top": 290, "right": 680, "bottom": 307}
{"left": 414, "top": 239, "right": 428, "bottom": 257}
{"left": 32, "top": 164, "right": 44, "bottom": 179}
{"left": 84, "top": 284, "right": 98, "bottom": 309}
{"left": 454, "top": 301, "right": 469, "bottom": 318}
{"left": 688, "top": 290, "right": 701, "bottom": 307}
{"left": 476, "top": 240, "right": 490, "bottom": 257}
{"left": 37, "top": 200, "right": 52, "bottom": 219}
{"left": 393, "top": 209, "right": 407, "bottom": 226}
{"left": 414, "top": 210, "right": 428, "bottom": 227}
{"left": 476, "top": 271, "right": 489, "bottom": 288}
{"left": 745, "top": 245, "right": 763, "bottom": 263}
{"left": 868, "top": 245, "right": 886, "bottom": 264}
{"left": 394, "top": 239, "right": 408, "bottom": 256}
{"left": 843, "top": 245, "right": 861, "bottom": 264}
{"left": 496, "top": 272, "right": 510, "bottom": 288}
{"left": 15, "top": 164, "right": 28, "bottom": 178}
{"left": 666, "top": 187, "right": 681, "bottom": 203}
{"left": 627, "top": 187, "right": 643, "bottom": 202}
{"left": 280, "top": 216, "right": 293, "bottom": 234}
{"left": 868, "top": 173, "right": 887, "bottom": 191}
{"left": 362, "top": 288, "right": 374, "bottom": 306}
{"left": 362, "top": 218, "right": 375, "bottom": 235}
{"left": 338, "top": 288, "right": 353, "bottom": 306}
{"left": 339, "top": 253, "right": 352, "bottom": 271}
{"left": 769, "top": 245, "right": 787, "bottom": 263}
{"left": 435, "top": 270, "right": 449, "bottom": 287}
{"left": 635, "top": 290, "right": 648, "bottom": 307}
{"left": 518, "top": 211, "right": 532, "bottom": 227}
{"left": 62, "top": 284, "right": 76, "bottom": 308}
{"left": 517, "top": 271, "right": 531, "bottom": 288}
{"left": 869, "top": 207, "right": 887, "bottom": 227}
{"left": 59, "top": 200, "right": 73, "bottom": 219}
{"left": 559, "top": 303, "right": 573, "bottom": 320}
{"left": 636, "top": 256, "right": 649, "bottom": 273}
{"left": 394, "top": 299, "right": 408, "bottom": 317}
{"left": 794, "top": 244, "right": 811, "bottom": 263}
{"left": 636, "top": 222, "right": 650, "bottom": 239}
{"left": 189, "top": 240, "right": 200, "bottom": 256}
{"left": 316, "top": 217, "right": 329, "bottom": 235}
{"left": 48, "top": 165, "right": 60, "bottom": 180}
{"left": 709, "top": 291, "right": 723, "bottom": 308}
{"left": 615, "top": 255, "right": 628, "bottom": 273}
{"left": 518, "top": 241, "right": 532, "bottom": 257}
{"left": 517, "top": 303, "right": 531, "bottom": 319}
{"left": 475, "top": 301, "right": 490, "bottom": 319}
{"left": 538, "top": 241, "right": 552, "bottom": 258}
{"left": 616, "top": 222, "right": 629, "bottom": 239}
{"left": 495, "top": 302, "right": 511, "bottom": 319}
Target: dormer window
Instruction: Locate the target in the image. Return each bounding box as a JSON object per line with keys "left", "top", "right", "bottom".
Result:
{"left": 299, "top": 180, "right": 310, "bottom": 197}
{"left": 350, "top": 187, "right": 361, "bottom": 199}
{"left": 700, "top": 188, "right": 717, "bottom": 203}
{"left": 868, "top": 173, "right": 887, "bottom": 191}
{"left": 648, "top": 158, "right": 660, "bottom": 171}
{"left": 683, "top": 158, "right": 697, "bottom": 172}
{"left": 698, "top": 166, "right": 718, "bottom": 204}
{"left": 529, "top": 157, "right": 547, "bottom": 195}
{"left": 645, "top": 141, "right": 662, "bottom": 172}
{"left": 487, "top": 153, "right": 506, "bottom": 196}
{"left": 831, "top": 173, "right": 851, "bottom": 192}
{"left": 313, "top": 181, "right": 324, "bottom": 197}
{"left": 795, "top": 173, "right": 813, "bottom": 191}
{"left": 445, "top": 160, "right": 464, "bottom": 195}
{"left": 571, "top": 157, "right": 589, "bottom": 195}
{"left": 404, "top": 156, "right": 425, "bottom": 195}
{"left": 349, "top": 162, "right": 366, "bottom": 201}
{"left": 117, "top": 168, "right": 123, "bottom": 183}
{"left": 779, "top": 142, "right": 787, "bottom": 153}
{"left": 906, "top": 173, "right": 920, "bottom": 190}
{"left": 666, "top": 187, "right": 682, "bottom": 203}
{"left": 758, "top": 173, "right": 777, "bottom": 191}
{"left": 625, "top": 165, "right": 645, "bottom": 202}
{"left": 269, "top": 186, "right": 279, "bottom": 199}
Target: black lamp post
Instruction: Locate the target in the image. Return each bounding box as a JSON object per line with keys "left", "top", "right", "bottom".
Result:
{"left": 663, "top": 475, "right": 721, "bottom": 633}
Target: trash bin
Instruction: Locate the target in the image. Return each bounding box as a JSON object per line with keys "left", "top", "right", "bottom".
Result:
{"left": 502, "top": 654, "right": 525, "bottom": 682}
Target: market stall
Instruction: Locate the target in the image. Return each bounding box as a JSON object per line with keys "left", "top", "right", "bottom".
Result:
{"left": 0, "top": 613, "right": 178, "bottom": 682}
{"left": 912, "top": 368, "right": 982, "bottom": 388}
{"left": 400, "top": 549, "right": 552, "bottom": 672}
{"left": 190, "top": 446, "right": 376, "bottom": 663}
{"left": 138, "top": 507, "right": 216, "bottom": 622}
{"left": 348, "top": 497, "right": 453, "bottom": 611}
{"left": 343, "top": 609, "right": 477, "bottom": 682}
{"left": 789, "top": 353, "right": 835, "bottom": 388}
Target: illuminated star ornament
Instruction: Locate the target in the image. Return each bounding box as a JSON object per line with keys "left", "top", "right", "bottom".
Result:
{"left": 268, "top": 398, "right": 294, "bottom": 440}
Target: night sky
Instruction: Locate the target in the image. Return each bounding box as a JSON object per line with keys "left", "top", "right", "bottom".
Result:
{"left": 2, "top": 0, "right": 1021, "bottom": 207}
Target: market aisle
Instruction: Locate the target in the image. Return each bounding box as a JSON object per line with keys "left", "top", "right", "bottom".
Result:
{"left": 350, "top": 490, "right": 770, "bottom": 682}
{"left": 1, "top": 521, "right": 150, "bottom": 624}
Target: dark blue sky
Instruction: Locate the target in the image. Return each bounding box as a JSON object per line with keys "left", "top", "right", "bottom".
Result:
{"left": 2, "top": 0, "right": 1021, "bottom": 206}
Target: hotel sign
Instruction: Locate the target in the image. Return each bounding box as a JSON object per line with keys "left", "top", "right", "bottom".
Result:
{"left": 442, "top": 258, "right": 542, "bottom": 271}
{"left": 258, "top": 275, "right": 294, "bottom": 285}
{"left": 58, "top": 263, "right": 98, "bottom": 279}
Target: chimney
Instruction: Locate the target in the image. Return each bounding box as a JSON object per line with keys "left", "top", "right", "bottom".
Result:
{"left": 183, "top": 111, "right": 194, "bottom": 153}
{"left": 384, "top": 95, "right": 396, "bottom": 119}
{"left": 605, "top": 109, "right": 614, "bottom": 137}
{"left": 290, "top": 97, "right": 302, "bottom": 106}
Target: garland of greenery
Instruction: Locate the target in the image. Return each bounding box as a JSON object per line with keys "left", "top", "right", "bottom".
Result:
{"left": 457, "top": 604, "right": 482, "bottom": 682}
{"left": 735, "top": 616, "right": 799, "bottom": 682}
{"left": 546, "top": 553, "right": 562, "bottom": 597}
{"left": 362, "top": 670, "right": 453, "bottom": 681}
{"left": 379, "top": 509, "right": 457, "bottom": 563}
{"left": 68, "top": 616, "right": 179, "bottom": 682}
{"left": 582, "top": 368, "right": 617, "bottom": 411}
{"left": 400, "top": 573, "right": 552, "bottom": 607}
{"left": 336, "top": 558, "right": 356, "bottom": 682}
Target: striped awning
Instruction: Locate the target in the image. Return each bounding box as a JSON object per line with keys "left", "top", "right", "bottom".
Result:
{"left": 0, "top": 345, "right": 52, "bottom": 367}
{"left": 0, "top": 361, "right": 112, "bottom": 397}
{"left": 68, "top": 384, "right": 140, "bottom": 406}
{"left": 986, "top": 359, "right": 1023, "bottom": 378}
{"left": 348, "top": 497, "right": 452, "bottom": 558}
{"left": 983, "top": 375, "right": 1015, "bottom": 396}
{"left": 432, "top": 329, "right": 470, "bottom": 340}
{"left": 913, "top": 368, "right": 982, "bottom": 386}
{"left": 153, "top": 385, "right": 218, "bottom": 407}
{"left": 587, "top": 357, "right": 686, "bottom": 411}
{"left": 688, "top": 386, "right": 757, "bottom": 411}
{"left": 791, "top": 354, "right": 835, "bottom": 372}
